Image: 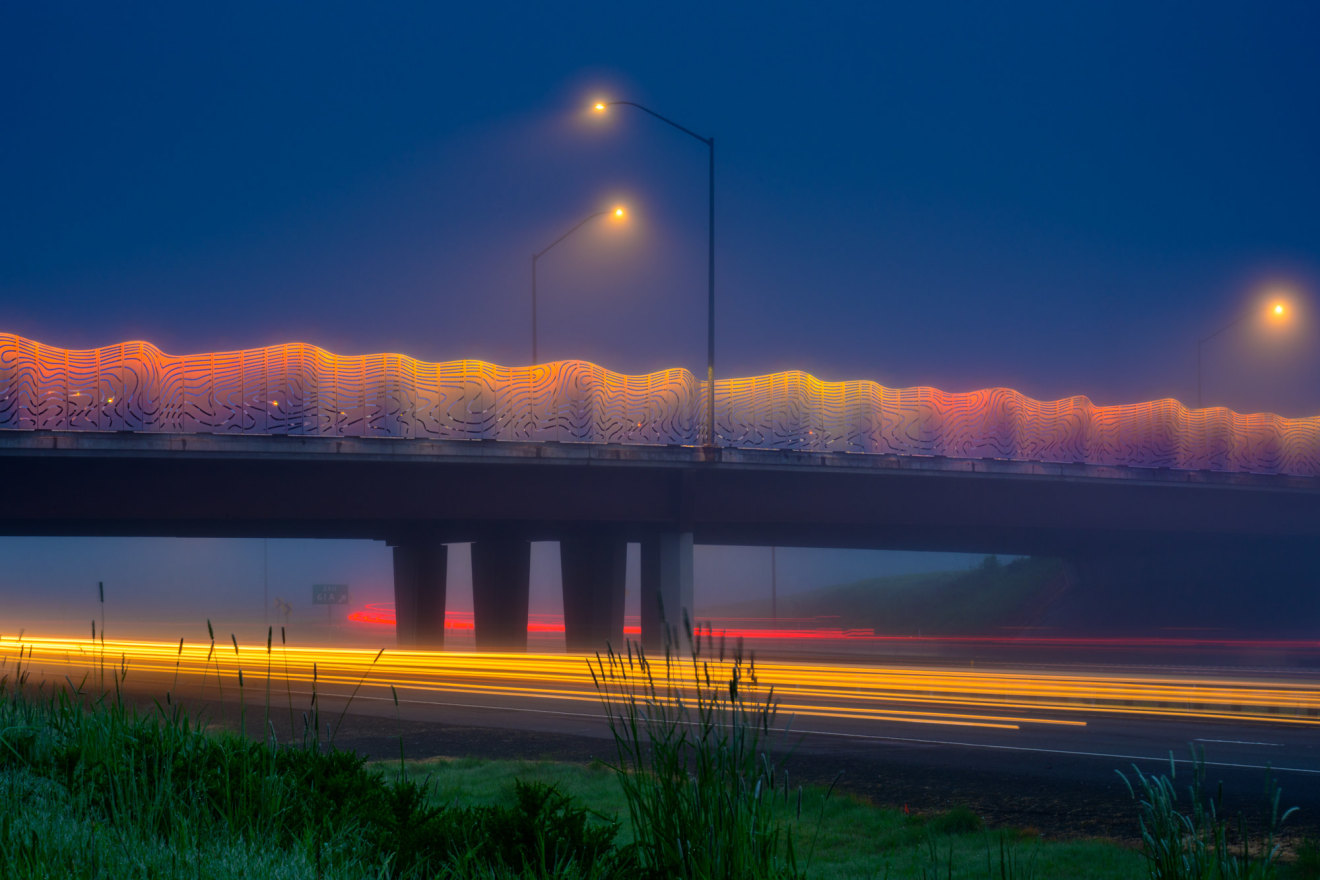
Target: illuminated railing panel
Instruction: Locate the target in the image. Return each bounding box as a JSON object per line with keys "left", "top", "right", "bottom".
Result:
{"left": 2, "top": 334, "right": 1318, "bottom": 475}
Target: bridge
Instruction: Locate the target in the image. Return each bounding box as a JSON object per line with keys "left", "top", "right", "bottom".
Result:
{"left": 4, "top": 334, "right": 1319, "bottom": 648}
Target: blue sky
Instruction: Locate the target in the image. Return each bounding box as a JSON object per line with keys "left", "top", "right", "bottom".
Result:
{"left": 2, "top": 3, "right": 1316, "bottom": 628}
{"left": 4, "top": 2, "right": 1316, "bottom": 412}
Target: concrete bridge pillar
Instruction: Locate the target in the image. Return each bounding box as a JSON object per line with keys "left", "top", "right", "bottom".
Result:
{"left": 391, "top": 541, "right": 448, "bottom": 648}
{"left": 560, "top": 533, "right": 627, "bottom": 652}
{"left": 471, "top": 538, "right": 531, "bottom": 650}
{"left": 640, "top": 531, "right": 694, "bottom": 651}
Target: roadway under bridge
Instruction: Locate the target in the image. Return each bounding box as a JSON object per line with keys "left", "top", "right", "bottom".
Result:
{"left": 3, "top": 431, "right": 1320, "bottom": 647}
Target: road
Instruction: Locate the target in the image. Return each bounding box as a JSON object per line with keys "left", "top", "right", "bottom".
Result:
{"left": 4, "top": 633, "right": 1317, "bottom": 837}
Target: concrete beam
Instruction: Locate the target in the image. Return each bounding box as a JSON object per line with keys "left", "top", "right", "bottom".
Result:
{"left": 640, "top": 531, "right": 693, "bottom": 651}
{"left": 391, "top": 542, "right": 448, "bottom": 648}
{"left": 6, "top": 433, "right": 1320, "bottom": 558}
{"left": 471, "top": 538, "right": 531, "bottom": 650}
{"left": 561, "top": 534, "right": 627, "bottom": 652}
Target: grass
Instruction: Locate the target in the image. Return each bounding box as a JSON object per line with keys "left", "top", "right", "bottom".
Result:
{"left": 579, "top": 616, "right": 1155, "bottom": 879}
{"left": 1293, "top": 838, "right": 1320, "bottom": 879}
{"left": 0, "top": 648, "right": 625, "bottom": 879}
{"left": 1119, "top": 746, "right": 1299, "bottom": 879}
{"left": 400, "top": 754, "right": 1147, "bottom": 879}
{"left": 406, "top": 752, "right": 1320, "bottom": 879}
{"left": 590, "top": 618, "right": 804, "bottom": 878}
{"left": 0, "top": 765, "right": 386, "bottom": 880}
{"left": 0, "top": 687, "right": 390, "bottom": 878}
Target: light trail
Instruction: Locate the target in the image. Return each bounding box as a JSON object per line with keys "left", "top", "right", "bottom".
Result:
{"left": 347, "top": 605, "right": 645, "bottom": 636}
{"left": 2, "top": 635, "right": 1317, "bottom": 733}
{"left": 347, "top": 605, "right": 1320, "bottom": 656}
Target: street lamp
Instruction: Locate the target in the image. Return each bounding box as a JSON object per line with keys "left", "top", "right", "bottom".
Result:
{"left": 531, "top": 206, "right": 627, "bottom": 365}
{"left": 593, "top": 99, "right": 716, "bottom": 447}
{"left": 1195, "top": 298, "right": 1290, "bottom": 408}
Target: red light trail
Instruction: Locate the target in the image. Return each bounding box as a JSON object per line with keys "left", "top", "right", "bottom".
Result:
{"left": 346, "top": 604, "right": 1319, "bottom": 652}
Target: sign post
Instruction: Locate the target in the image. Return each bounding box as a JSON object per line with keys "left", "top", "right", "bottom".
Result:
{"left": 312, "top": 584, "right": 350, "bottom": 625}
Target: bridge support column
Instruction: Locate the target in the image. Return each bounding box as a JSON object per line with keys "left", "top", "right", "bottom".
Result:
{"left": 560, "top": 533, "right": 627, "bottom": 652}
{"left": 471, "top": 538, "right": 531, "bottom": 650}
{"left": 391, "top": 541, "right": 448, "bottom": 648}
{"left": 640, "top": 531, "right": 693, "bottom": 652}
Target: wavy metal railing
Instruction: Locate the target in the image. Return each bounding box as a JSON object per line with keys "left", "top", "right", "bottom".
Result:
{"left": 2, "top": 334, "right": 1318, "bottom": 475}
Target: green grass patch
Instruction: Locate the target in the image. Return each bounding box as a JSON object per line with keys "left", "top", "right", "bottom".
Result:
{"left": 1118, "top": 747, "right": 1299, "bottom": 880}
{"left": 0, "top": 673, "right": 626, "bottom": 879}
{"left": 398, "top": 754, "right": 1147, "bottom": 879}
{"left": 404, "top": 754, "right": 1313, "bottom": 880}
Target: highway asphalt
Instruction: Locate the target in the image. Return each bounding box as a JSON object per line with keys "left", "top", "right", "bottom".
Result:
{"left": 6, "top": 635, "right": 1316, "bottom": 839}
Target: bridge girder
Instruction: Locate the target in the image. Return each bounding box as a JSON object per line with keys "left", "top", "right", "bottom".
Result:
{"left": 1, "top": 432, "right": 1317, "bottom": 558}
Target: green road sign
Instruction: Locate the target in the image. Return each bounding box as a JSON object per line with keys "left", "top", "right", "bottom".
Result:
{"left": 312, "top": 584, "right": 350, "bottom": 605}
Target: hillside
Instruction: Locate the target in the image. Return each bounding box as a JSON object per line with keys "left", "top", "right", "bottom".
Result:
{"left": 700, "top": 556, "right": 1069, "bottom": 636}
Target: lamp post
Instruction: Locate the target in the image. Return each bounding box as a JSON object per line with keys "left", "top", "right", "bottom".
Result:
{"left": 1196, "top": 300, "right": 1288, "bottom": 408}
{"left": 531, "top": 206, "right": 626, "bottom": 365}
{"left": 594, "top": 100, "right": 716, "bottom": 447}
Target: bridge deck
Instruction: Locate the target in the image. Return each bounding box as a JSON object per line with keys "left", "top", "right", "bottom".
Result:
{"left": 2, "top": 430, "right": 1317, "bottom": 554}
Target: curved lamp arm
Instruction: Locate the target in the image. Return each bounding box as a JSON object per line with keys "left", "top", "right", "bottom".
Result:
{"left": 534, "top": 210, "right": 610, "bottom": 261}
{"left": 602, "top": 101, "right": 713, "bottom": 146}
{"left": 599, "top": 99, "right": 717, "bottom": 446}
{"left": 531, "top": 209, "right": 616, "bottom": 365}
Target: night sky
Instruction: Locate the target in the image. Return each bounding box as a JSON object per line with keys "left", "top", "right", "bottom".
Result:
{"left": 2, "top": 4, "right": 1317, "bottom": 632}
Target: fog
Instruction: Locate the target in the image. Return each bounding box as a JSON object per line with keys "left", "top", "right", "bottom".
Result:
{"left": 0, "top": 537, "right": 981, "bottom": 644}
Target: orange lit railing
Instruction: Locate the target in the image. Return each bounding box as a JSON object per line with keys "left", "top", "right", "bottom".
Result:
{"left": 2, "top": 334, "right": 1318, "bottom": 475}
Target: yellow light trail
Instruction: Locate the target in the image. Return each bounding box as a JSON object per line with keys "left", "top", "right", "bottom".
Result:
{"left": 3, "top": 636, "right": 1317, "bottom": 732}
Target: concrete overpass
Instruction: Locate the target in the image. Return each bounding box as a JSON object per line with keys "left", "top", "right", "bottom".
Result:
{"left": 3, "top": 430, "right": 1319, "bottom": 647}
{"left": 5, "top": 334, "right": 1320, "bottom": 646}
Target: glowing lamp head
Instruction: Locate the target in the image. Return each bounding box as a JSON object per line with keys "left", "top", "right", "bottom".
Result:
{"left": 1262, "top": 297, "right": 1292, "bottom": 326}
{"left": 593, "top": 101, "right": 607, "bottom": 112}
{"left": 613, "top": 206, "right": 625, "bottom": 219}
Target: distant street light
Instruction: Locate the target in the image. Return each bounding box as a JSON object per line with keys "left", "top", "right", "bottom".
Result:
{"left": 531, "top": 206, "right": 627, "bottom": 365}
{"left": 1196, "top": 298, "right": 1291, "bottom": 408}
{"left": 593, "top": 99, "right": 717, "bottom": 447}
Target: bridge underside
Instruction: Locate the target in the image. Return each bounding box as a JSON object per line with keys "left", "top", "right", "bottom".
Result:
{"left": 3, "top": 432, "right": 1319, "bottom": 647}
